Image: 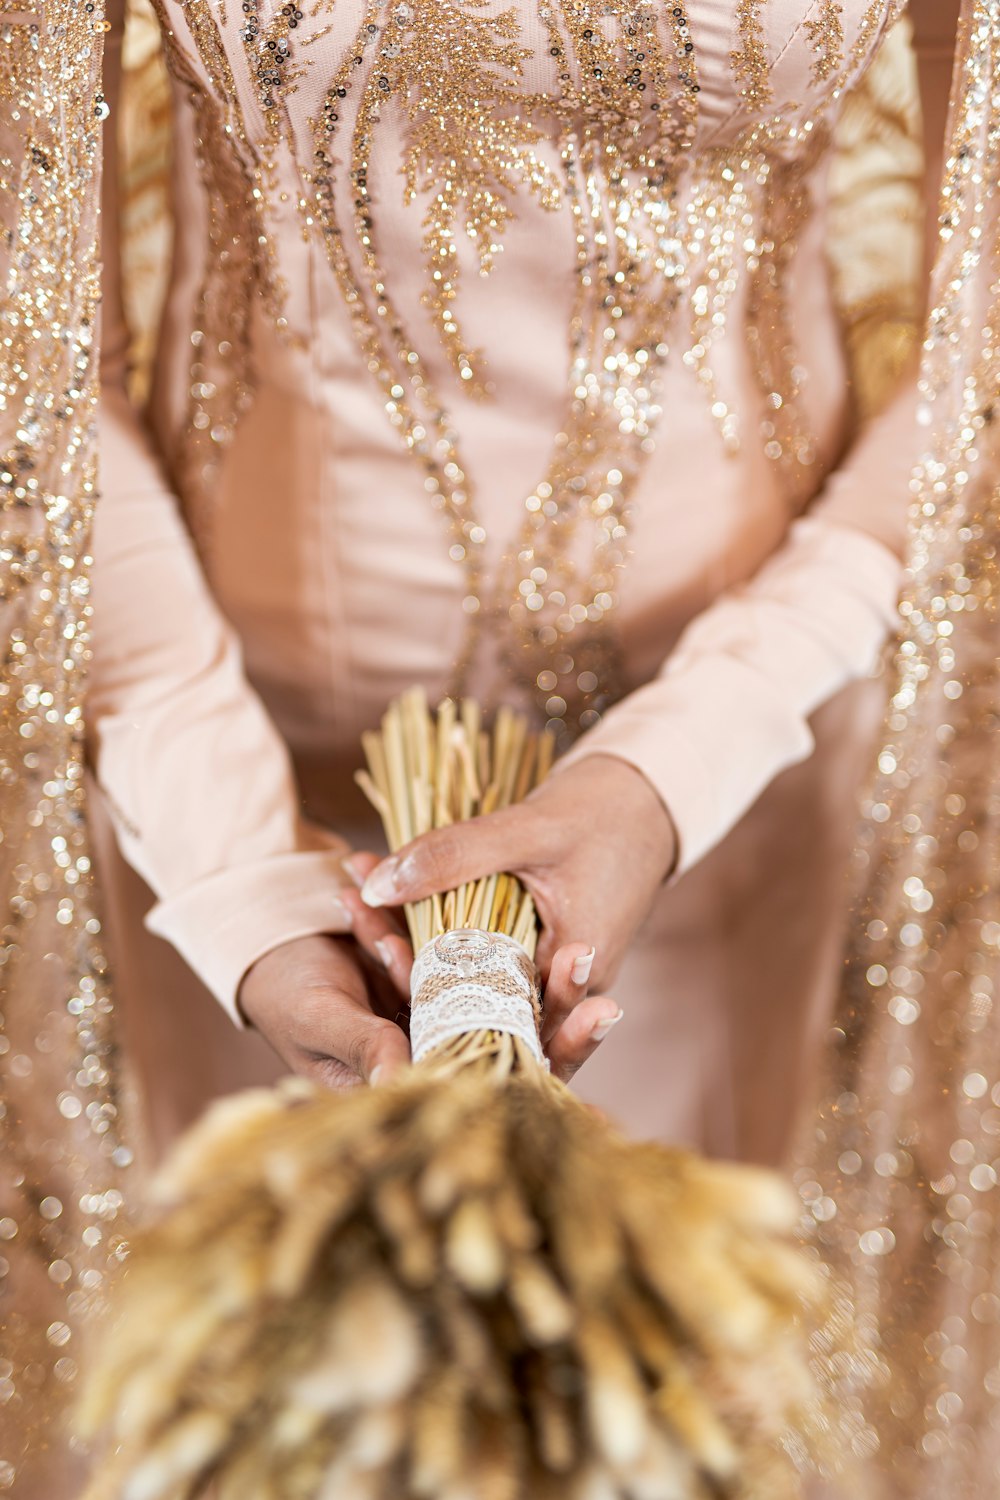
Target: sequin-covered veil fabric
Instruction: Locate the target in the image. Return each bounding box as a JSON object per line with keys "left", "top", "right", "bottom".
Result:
{"left": 799, "top": 3, "right": 1000, "bottom": 1493}
{"left": 0, "top": 2, "right": 132, "bottom": 1493}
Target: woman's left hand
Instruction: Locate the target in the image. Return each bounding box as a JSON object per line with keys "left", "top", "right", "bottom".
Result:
{"left": 351, "top": 754, "right": 677, "bottom": 1069}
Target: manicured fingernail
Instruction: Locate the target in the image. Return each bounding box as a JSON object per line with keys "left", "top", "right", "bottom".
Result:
{"left": 343, "top": 857, "right": 366, "bottom": 888}
{"left": 591, "top": 1008, "right": 623, "bottom": 1043}
{"left": 361, "top": 856, "right": 404, "bottom": 908}
{"left": 374, "top": 938, "right": 393, "bottom": 971}
{"left": 369, "top": 1064, "right": 384, "bottom": 1086}
{"left": 571, "top": 948, "right": 596, "bottom": 987}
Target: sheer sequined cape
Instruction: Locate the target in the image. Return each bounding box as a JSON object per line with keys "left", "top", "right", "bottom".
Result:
{"left": 796, "top": 3, "right": 1000, "bottom": 1493}
{"left": 0, "top": 0, "right": 996, "bottom": 1496}
{"left": 0, "top": 1, "right": 133, "bottom": 1494}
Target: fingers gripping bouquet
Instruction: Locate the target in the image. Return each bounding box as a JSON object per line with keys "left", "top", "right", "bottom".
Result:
{"left": 82, "top": 692, "right": 824, "bottom": 1500}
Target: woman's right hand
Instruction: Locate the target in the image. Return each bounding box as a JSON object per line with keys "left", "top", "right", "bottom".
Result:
{"left": 237, "top": 852, "right": 420, "bottom": 1088}
{"left": 238, "top": 929, "right": 413, "bottom": 1089}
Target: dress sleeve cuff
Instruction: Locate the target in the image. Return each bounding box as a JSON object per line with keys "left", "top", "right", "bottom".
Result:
{"left": 145, "top": 848, "right": 354, "bottom": 1026}
{"left": 556, "top": 517, "right": 903, "bottom": 876}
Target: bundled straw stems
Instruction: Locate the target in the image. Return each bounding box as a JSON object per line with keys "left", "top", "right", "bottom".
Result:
{"left": 81, "top": 691, "right": 826, "bottom": 1500}
{"left": 355, "top": 691, "right": 550, "bottom": 959}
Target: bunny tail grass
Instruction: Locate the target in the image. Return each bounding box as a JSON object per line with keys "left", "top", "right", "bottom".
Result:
{"left": 81, "top": 1075, "right": 824, "bottom": 1500}
{"left": 81, "top": 692, "right": 828, "bottom": 1500}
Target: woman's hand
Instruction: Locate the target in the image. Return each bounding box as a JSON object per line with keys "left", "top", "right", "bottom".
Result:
{"left": 358, "top": 752, "right": 678, "bottom": 999}
{"left": 237, "top": 845, "right": 634, "bottom": 1088}
{"left": 238, "top": 929, "right": 412, "bottom": 1090}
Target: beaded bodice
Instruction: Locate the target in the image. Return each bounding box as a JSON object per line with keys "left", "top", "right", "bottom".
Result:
{"left": 150, "top": 0, "right": 904, "bottom": 735}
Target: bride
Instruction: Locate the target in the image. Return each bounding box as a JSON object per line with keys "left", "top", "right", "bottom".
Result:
{"left": 0, "top": 1, "right": 976, "bottom": 1494}
{"left": 89, "top": 0, "right": 954, "bottom": 1162}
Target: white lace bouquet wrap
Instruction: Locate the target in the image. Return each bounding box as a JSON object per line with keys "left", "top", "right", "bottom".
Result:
{"left": 409, "top": 928, "right": 546, "bottom": 1067}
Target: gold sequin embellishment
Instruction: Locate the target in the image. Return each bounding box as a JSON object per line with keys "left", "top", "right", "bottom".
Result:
{"left": 0, "top": 1, "right": 132, "bottom": 1488}
{"left": 156, "top": 0, "right": 901, "bottom": 738}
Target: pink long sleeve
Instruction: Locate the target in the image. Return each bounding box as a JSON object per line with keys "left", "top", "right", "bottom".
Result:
{"left": 557, "top": 505, "right": 906, "bottom": 876}
{"left": 559, "top": 5, "right": 957, "bottom": 875}
{"left": 90, "top": 7, "right": 351, "bottom": 1021}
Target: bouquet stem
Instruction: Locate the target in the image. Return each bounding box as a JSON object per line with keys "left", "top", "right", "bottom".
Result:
{"left": 356, "top": 688, "right": 552, "bottom": 961}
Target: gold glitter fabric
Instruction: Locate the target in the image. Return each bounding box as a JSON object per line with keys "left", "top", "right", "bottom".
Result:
{"left": 0, "top": 2, "right": 134, "bottom": 1495}
{"left": 141, "top": 0, "right": 910, "bottom": 743}
{"left": 797, "top": 1, "right": 1000, "bottom": 1493}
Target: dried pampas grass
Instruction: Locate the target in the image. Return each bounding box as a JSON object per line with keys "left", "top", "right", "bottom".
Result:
{"left": 81, "top": 691, "right": 826, "bottom": 1500}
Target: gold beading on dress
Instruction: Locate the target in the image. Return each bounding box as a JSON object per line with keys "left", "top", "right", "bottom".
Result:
{"left": 147, "top": 0, "right": 904, "bottom": 742}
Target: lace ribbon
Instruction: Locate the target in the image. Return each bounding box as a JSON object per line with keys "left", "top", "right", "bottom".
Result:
{"left": 409, "top": 929, "right": 546, "bottom": 1067}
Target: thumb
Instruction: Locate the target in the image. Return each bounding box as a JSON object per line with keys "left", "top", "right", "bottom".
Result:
{"left": 359, "top": 808, "right": 536, "bottom": 908}
{"left": 308, "top": 997, "right": 411, "bottom": 1089}
{"left": 360, "top": 1021, "right": 411, "bottom": 1086}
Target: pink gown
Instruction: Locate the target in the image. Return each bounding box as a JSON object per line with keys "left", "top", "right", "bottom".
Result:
{"left": 90, "top": 0, "right": 952, "bottom": 1169}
